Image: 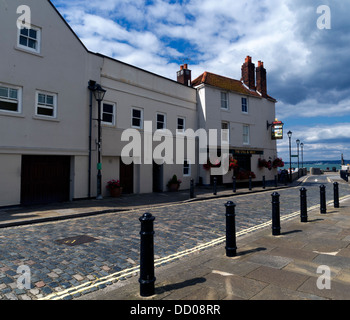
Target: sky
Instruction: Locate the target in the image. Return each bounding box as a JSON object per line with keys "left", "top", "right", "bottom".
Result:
{"left": 51, "top": 0, "right": 350, "bottom": 162}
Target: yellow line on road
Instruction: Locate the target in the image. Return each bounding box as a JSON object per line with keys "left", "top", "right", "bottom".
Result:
{"left": 40, "top": 193, "right": 350, "bottom": 300}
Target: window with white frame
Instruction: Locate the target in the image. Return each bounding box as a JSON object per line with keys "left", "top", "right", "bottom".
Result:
{"left": 221, "top": 122, "right": 229, "bottom": 143}
{"left": 243, "top": 125, "right": 250, "bottom": 144}
{"left": 102, "top": 102, "right": 115, "bottom": 125}
{"left": 18, "top": 26, "right": 41, "bottom": 53}
{"left": 242, "top": 97, "right": 248, "bottom": 113}
{"left": 183, "top": 160, "right": 191, "bottom": 176}
{"left": 221, "top": 92, "right": 228, "bottom": 110}
{"left": 156, "top": 113, "right": 166, "bottom": 130}
{"left": 36, "top": 92, "right": 57, "bottom": 117}
{"left": 131, "top": 108, "right": 143, "bottom": 128}
{"left": 0, "top": 84, "right": 21, "bottom": 113}
{"left": 177, "top": 117, "right": 186, "bottom": 133}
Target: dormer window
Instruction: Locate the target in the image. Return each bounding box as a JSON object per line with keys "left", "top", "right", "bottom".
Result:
{"left": 18, "top": 26, "right": 41, "bottom": 53}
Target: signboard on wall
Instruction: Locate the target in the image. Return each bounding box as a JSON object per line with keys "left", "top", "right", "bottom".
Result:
{"left": 271, "top": 121, "right": 284, "bottom": 140}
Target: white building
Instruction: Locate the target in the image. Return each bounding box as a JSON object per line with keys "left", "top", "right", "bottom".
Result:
{"left": 192, "top": 56, "right": 279, "bottom": 186}
{"left": 0, "top": 0, "right": 279, "bottom": 207}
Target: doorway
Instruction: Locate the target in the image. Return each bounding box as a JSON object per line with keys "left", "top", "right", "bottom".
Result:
{"left": 120, "top": 162, "right": 134, "bottom": 194}
{"left": 21, "top": 155, "right": 71, "bottom": 205}
{"left": 153, "top": 161, "right": 163, "bottom": 192}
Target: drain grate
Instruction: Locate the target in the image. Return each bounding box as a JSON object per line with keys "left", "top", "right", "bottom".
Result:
{"left": 56, "top": 235, "right": 98, "bottom": 246}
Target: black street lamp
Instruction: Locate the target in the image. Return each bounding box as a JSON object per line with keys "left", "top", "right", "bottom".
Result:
{"left": 287, "top": 131, "right": 292, "bottom": 182}
{"left": 300, "top": 142, "right": 304, "bottom": 172}
{"left": 296, "top": 139, "right": 300, "bottom": 177}
{"left": 92, "top": 83, "right": 106, "bottom": 200}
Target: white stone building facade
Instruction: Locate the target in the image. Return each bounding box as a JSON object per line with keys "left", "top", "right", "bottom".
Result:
{"left": 0, "top": 0, "right": 279, "bottom": 207}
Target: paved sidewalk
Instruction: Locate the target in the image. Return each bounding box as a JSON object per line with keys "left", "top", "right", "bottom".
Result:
{"left": 79, "top": 195, "right": 350, "bottom": 300}
{"left": 0, "top": 177, "right": 306, "bottom": 228}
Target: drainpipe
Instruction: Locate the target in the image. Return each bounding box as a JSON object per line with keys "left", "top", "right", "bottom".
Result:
{"left": 88, "top": 80, "right": 96, "bottom": 199}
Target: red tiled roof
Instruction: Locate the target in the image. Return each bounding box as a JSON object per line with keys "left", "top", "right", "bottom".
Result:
{"left": 192, "top": 72, "right": 276, "bottom": 102}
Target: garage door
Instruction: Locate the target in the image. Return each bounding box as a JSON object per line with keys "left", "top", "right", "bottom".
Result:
{"left": 21, "top": 155, "right": 71, "bottom": 205}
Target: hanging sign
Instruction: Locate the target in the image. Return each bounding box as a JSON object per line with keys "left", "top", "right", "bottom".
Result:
{"left": 271, "top": 120, "right": 284, "bottom": 140}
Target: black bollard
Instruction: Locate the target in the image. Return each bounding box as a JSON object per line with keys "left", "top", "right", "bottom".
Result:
{"left": 249, "top": 175, "right": 252, "bottom": 191}
{"left": 232, "top": 176, "right": 236, "bottom": 193}
{"left": 334, "top": 182, "right": 339, "bottom": 208}
{"left": 139, "top": 213, "right": 156, "bottom": 297}
{"left": 262, "top": 176, "right": 266, "bottom": 189}
{"left": 190, "top": 178, "right": 195, "bottom": 199}
{"left": 225, "top": 201, "right": 237, "bottom": 257}
{"left": 271, "top": 192, "right": 281, "bottom": 236}
{"left": 320, "top": 185, "right": 327, "bottom": 214}
{"left": 213, "top": 177, "right": 217, "bottom": 195}
{"left": 300, "top": 187, "right": 308, "bottom": 222}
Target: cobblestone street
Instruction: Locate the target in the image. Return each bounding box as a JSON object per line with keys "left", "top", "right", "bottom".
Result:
{"left": 0, "top": 175, "right": 349, "bottom": 300}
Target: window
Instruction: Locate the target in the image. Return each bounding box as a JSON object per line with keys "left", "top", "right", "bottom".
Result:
{"left": 183, "top": 160, "right": 191, "bottom": 176}
{"left": 221, "top": 122, "right": 229, "bottom": 143}
{"left": 18, "top": 26, "right": 41, "bottom": 53}
{"left": 132, "top": 108, "right": 143, "bottom": 128}
{"left": 243, "top": 125, "right": 250, "bottom": 144}
{"left": 102, "top": 103, "right": 115, "bottom": 125}
{"left": 0, "top": 84, "right": 21, "bottom": 113}
{"left": 156, "top": 113, "right": 166, "bottom": 130}
{"left": 221, "top": 92, "right": 228, "bottom": 110}
{"left": 242, "top": 97, "right": 248, "bottom": 113}
{"left": 177, "top": 117, "right": 186, "bottom": 133}
{"left": 36, "top": 92, "right": 57, "bottom": 117}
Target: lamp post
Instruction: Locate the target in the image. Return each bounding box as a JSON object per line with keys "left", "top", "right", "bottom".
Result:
{"left": 92, "top": 84, "right": 106, "bottom": 200}
{"left": 296, "top": 139, "right": 300, "bottom": 177}
{"left": 300, "top": 142, "right": 304, "bottom": 173}
{"left": 287, "top": 131, "right": 292, "bottom": 182}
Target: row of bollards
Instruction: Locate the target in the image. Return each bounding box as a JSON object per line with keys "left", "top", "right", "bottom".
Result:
{"left": 139, "top": 182, "right": 341, "bottom": 297}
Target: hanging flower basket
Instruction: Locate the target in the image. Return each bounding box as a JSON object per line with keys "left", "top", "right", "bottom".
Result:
{"left": 258, "top": 158, "right": 272, "bottom": 170}
{"left": 272, "top": 158, "right": 284, "bottom": 168}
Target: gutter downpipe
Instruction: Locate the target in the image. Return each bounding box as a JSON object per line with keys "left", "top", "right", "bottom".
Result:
{"left": 88, "top": 80, "right": 96, "bottom": 199}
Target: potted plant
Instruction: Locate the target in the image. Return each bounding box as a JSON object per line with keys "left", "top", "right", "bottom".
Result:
{"left": 167, "top": 175, "right": 182, "bottom": 191}
{"left": 106, "top": 179, "right": 123, "bottom": 197}
{"left": 236, "top": 169, "right": 256, "bottom": 180}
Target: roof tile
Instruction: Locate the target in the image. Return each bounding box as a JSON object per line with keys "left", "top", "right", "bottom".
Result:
{"left": 192, "top": 72, "right": 276, "bottom": 102}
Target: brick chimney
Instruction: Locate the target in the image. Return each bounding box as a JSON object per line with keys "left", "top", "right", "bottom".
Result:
{"left": 256, "top": 61, "right": 267, "bottom": 98}
{"left": 177, "top": 64, "right": 192, "bottom": 87}
{"left": 241, "top": 56, "right": 256, "bottom": 90}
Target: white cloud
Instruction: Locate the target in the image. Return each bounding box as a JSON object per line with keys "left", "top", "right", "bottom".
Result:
{"left": 277, "top": 98, "right": 350, "bottom": 119}
{"left": 51, "top": 0, "right": 350, "bottom": 160}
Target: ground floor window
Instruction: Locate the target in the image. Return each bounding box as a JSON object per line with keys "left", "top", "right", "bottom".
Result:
{"left": 183, "top": 160, "right": 191, "bottom": 176}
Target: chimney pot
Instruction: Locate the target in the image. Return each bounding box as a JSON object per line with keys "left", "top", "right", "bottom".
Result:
{"left": 256, "top": 61, "right": 267, "bottom": 98}
{"left": 242, "top": 56, "right": 256, "bottom": 90}
{"left": 177, "top": 64, "right": 192, "bottom": 87}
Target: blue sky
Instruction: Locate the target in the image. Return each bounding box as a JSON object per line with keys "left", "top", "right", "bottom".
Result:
{"left": 51, "top": 0, "right": 350, "bottom": 162}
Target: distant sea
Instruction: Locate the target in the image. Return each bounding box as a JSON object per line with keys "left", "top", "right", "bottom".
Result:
{"left": 282, "top": 160, "right": 349, "bottom": 172}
